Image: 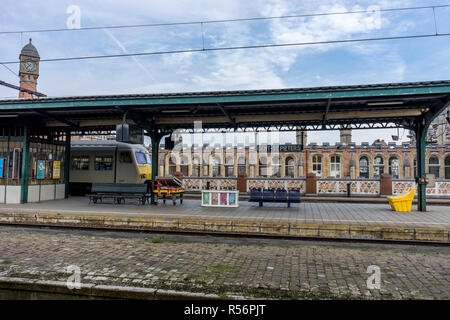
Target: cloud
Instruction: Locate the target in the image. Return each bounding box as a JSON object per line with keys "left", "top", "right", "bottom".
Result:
{"left": 0, "top": 0, "right": 445, "bottom": 97}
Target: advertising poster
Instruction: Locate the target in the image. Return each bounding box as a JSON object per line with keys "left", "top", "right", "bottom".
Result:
{"left": 229, "top": 192, "right": 236, "bottom": 206}
{"left": 220, "top": 192, "right": 227, "bottom": 205}
{"left": 211, "top": 192, "right": 218, "bottom": 205}
{"left": 36, "top": 160, "right": 46, "bottom": 180}
{"left": 0, "top": 158, "right": 4, "bottom": 179}
{"left": 202, "top": 192, "right": 210, "bottom": 205}
{"left": 52, "top": 160, "right": 61, "bottom": 179}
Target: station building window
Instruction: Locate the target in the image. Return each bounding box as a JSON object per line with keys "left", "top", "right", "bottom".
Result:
{"left": 225, "top": 156, "right": 234, "bottom": 177}
{"left": 94, "top": 156, "right": 113, "bottom": 171}
{"left": 388, "top": 156, "right": 399, "bottom": 179}
{"left": 373, "top": 156, "right": 384, "bottom": 178}
{"left": 446, "top": 156, "right": 450, "bottom": 179}
{"left": 285, "top": 156, "right": 295, "bottom": 177}
{"left": 312, "top": 155, "right": 322, "bottom": 178}
{"left": 359, "top": 156, "right": 369, "bottom": 178}
{"left": 237, "top": 156, "right": 246, "bottom": 175}
{"left": 180, "top": 156, "right": 189, "bottom": 176}
{"left": 0, "top": 141, "right": 23, "bottom": 184}
{"left": 429, "top": 156, "right": 440, "bottom": 178}
{"left": 169, "top": 156, "right": 176, "bottom": 175}
{"left": 1, "top": 130, "right": 67, "bottom": 187}
{"left": 272, "top": 156, "right": 281, "bottom": 177}
{"left": 212, "top": 157, "right": 221, "bottom": 177}
{"left": 72, "top": 156, "right": 89, "bottom": 170}
{"left": 330, "top": 155, "right": 341, "bottom": 178}
{"left": 192, "top": 156, "right": 201, "bottom": 177}
{"left": 259, "top": 156, "right": 268, "bottom": 177}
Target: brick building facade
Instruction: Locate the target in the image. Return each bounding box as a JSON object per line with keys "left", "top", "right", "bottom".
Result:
{"left": 159, "top": 134, "right": 450, "bottom": 181}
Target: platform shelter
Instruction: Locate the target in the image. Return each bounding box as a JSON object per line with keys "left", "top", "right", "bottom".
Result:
{"left": 1, "top": 80, "right": 449, "bottom": 210}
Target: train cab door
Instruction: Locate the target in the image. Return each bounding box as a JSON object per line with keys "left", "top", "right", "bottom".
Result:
{"left": 115, "top": 150, "right": 137, "bottom": 183}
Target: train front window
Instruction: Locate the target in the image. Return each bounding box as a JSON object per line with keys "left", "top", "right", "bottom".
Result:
{"left": 95, "top": 156, "right": 113, "bottom": 171}
{"left": 135, "top": 152, "right": 147, "bottom": 164}
{"left": 145, "top": 153, "right": 151, "bottom": 165}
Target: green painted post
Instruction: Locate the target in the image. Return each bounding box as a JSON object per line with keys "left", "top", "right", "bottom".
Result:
{"left": 65, "top": 130, "right": 71, "bottom": 198}
{"left": 20, "top": 126, "right": 30, "bottom": 203}
{"left": 415, "top": 120, "right": 427, "bottom": 212}
{"left": 150, "top": 132, "right": 161, "bottom": 205}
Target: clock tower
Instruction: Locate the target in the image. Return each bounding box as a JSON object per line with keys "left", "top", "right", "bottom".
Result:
{"left": 19, "top": 38, "right": 40, "bottom": 99}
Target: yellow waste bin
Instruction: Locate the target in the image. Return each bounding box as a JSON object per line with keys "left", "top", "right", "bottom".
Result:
{"left": 386, "top": 188, "right": 415, "bottom": 212}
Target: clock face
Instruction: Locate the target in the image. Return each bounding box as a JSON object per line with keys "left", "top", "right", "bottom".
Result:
{"left": 23, "top": 61, "right": 36, "bottom": 71}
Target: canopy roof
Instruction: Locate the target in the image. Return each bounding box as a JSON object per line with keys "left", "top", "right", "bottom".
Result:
{"left": 1, "top": 80, "right": 450, "bottom": 134}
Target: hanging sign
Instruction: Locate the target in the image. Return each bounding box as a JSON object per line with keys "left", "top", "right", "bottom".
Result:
{"left": 257, "top": 144, "right": 304, "bottom": 153}
{"left": 0, "top": 158, "right": 5, "bottom": 179}
{"left": 36, "top": 160, "right": 46, "bottom": 180}
{"left": 52, "top": 160, "right": 61, "bottom": 179}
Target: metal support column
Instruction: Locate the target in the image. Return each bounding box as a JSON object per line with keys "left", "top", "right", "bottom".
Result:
{"left": 415, "top": 119, "right": 427, "bottom": 212}
{"left": 20, "top": 126, "right": 29, "bottom": 203}
{"left": 149, "top": 130, "right": 163, "bottom": 205}
{"left": 65, "top": 130, "right": 71, "bottom": 198}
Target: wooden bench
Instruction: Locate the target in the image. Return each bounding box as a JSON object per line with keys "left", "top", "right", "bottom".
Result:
{"left": 249, "top": 188, "right": 301, "bottom": 207}
{"left": 88, "top": 183, "right": 150, "bottom": 205}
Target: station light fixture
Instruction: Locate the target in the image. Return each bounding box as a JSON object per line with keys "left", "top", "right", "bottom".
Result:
{"left": 367, "top": 101, "right": 404, "bottom": 106}
{"left": 160, "top": 109, "right": 191, "bottom": 113}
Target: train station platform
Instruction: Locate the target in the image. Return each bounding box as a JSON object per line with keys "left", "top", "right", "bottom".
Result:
{"left": 0, "top": 197, "right": 449, "bottom": 242}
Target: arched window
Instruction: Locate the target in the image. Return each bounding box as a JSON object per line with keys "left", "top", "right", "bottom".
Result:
{"left": 389, "top": 156, "right": 399, "bottom": 179}
{"left": 446, "top": 156, "right": 450, "bottom": 179}
{"left": 330, "top": 155, "right": 341, "bottom": 178}
{"left": 169, "top": 155, "right": 176, "bottom": 175}
{"left": 359, "top": 156, "right": 369, "bottom": 178}
{"left": 237, "top": 156, "right": 246, "bottom": 175}
{"left": 259, "top": 156, "right": 268, "bottom": 177}
{"left": 429, "top": 156, "right": 440, "bottom": 178}
{"left": 312, "top": 155, "right": 322, "bottom": 178}
{"left": 373, "top": 156, "right": 384, "bottom": 178}
{"left": 272, "top": 156, "right": 281, "bottom": 177}
{"left": 225, "top": 156, "right": 234, "bottom": 177}
{"left": 212, "top": 156, "right": 222, "bottom": 177}
{"left": 192, "top": 156, "right": 201, "bottom": 177}
{"left": 180, "top": 156, "right": 189, "bottom": 176}
{"left": 285, "top": 156, "right": 295, "bottom": 177}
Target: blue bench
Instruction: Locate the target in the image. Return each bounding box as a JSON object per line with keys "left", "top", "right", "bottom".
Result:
{"left": 249, "top": 188, "right": 301, "bottom": 207}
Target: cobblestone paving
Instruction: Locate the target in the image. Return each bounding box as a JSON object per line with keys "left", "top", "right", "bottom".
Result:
{"left": 0, "top": 228, "right": 448, "bottom": 299}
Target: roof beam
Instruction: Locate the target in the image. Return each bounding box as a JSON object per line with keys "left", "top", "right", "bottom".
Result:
{"left": 153, "top": 108, "right": 423, "bottom": 125}
{"left": 216, "top": 103, "right": 236, "bottom": 128}
{"left": 322, "top": 98, "right": 332, "bottom": 128}
{"left": 33, "top": 109, "right": 80, "bottom": 128}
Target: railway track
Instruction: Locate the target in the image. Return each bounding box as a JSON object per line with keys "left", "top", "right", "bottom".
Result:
{"left": 0, "top": 221, "right": 448, "bottom": 247}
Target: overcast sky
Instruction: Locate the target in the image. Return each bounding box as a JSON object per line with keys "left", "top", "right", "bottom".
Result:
{"left": 1, "top": 0, "right": 449, "bottom": 146}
